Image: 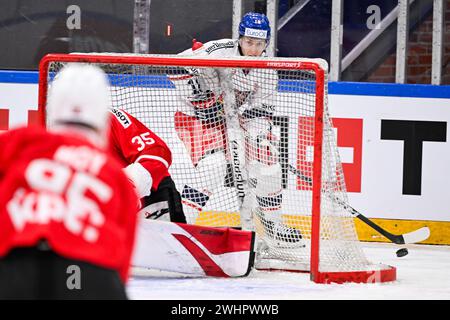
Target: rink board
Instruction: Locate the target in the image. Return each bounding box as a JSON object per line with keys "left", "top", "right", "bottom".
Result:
{"left": 195, "top": 211, "right": 444, "bottom": 245}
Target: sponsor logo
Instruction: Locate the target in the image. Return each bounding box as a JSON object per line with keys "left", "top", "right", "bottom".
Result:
{"left": 110, "top": 108, "right": 131, "bottom": 128}
{"left": 244, "top": 28, "right": 268, "bottom": 40}
{"left": 205, "top": 41, "right": 235, "bottom": 54}
{"left": 231, "top": 140, "right": 245, "bottom": 199}
{"left": 261, "top": 104, "right": 275, "bottom": 112}
{"left": 266, "top": 61, "right": 303, "bottom": 69}
{"left": 200, "top": 230, "right": 225, "bottom": 236}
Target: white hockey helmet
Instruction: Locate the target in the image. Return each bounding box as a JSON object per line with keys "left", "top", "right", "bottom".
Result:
{"left": 47, "top": 64, "right": 111, "bottom": 139}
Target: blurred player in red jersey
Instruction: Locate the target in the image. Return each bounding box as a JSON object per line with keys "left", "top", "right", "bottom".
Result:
{"left": 108, "top": 107, "right": 186, "bottom": 223}
{"left": 0, "top": 64, "right": 139, "bottom": 299}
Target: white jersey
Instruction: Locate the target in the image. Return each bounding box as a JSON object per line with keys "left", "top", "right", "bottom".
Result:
{"left": 179, "top": 38, "right": 278, "bottom": 108}
{"left": 176, "top": 40, "right": 284, "bottom": 229}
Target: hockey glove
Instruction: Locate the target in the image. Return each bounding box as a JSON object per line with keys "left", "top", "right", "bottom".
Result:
{"left": 141, "top": 176, "right": 186, "bottom": 223}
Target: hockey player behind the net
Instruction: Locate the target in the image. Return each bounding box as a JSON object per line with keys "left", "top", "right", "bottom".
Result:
{"left": 175, "top": 12, "right": 304, "bottom": 249}
{"left": 0, "top": 65, "right": 139, "bottom": 299}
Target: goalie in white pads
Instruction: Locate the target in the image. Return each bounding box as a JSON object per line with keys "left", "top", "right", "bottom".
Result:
{"left": 174, "top": 12, "right": 304, "bottom": 250}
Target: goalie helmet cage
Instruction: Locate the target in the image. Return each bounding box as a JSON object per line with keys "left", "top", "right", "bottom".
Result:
{"left": 38, "top": 53, "right": 396, "bottom": 284}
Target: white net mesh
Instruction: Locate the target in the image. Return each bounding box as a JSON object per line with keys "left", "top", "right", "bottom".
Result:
{"left": 44, "top": 54, "right": 390, "bottom": 278}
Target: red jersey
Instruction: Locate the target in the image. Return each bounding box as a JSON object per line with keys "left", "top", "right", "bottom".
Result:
{"left": 108, "top": 108, "right": 172, "bottom": 191}
{"left": 0, "top": 126, "right": 139, "bottom": 283}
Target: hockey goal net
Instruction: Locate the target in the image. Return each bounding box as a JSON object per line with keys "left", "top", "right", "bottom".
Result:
{"left": 38, "top": 53, "right": 396, "bottom": 284}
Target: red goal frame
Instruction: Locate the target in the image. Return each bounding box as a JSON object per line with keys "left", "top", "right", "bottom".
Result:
{"left": 38, "top": 53, "right": 396, "bottom": 284}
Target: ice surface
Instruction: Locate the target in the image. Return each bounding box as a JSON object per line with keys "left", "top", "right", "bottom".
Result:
{"left": 127, "top": 242, "right": 450, "bottom": 300}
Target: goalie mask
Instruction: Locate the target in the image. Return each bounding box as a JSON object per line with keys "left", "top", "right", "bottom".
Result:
{"left": 47, "top": 64, "right": 111, "bottom": 143}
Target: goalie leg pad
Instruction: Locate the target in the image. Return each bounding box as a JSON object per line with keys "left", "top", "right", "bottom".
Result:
{"left": 132, "top": 220, "right": 255, "bottom": 277}
{"left": 242, "top": 116, "right": 279, "bottom": 166}
{"left": 180, "top": 151, "right": 227, "bottom": 224}
{"left": 194, "top": 151, "right": 228, "bottom": 192}
{"left": 250, "top": 163, "right": 305, "bottom": 248}
{"left": 252, "top": 162, "right": 283, "bottom": 211}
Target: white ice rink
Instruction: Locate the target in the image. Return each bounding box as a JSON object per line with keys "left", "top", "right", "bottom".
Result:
{"left": 127, "top": 242, "right": 450, "bottom": 300}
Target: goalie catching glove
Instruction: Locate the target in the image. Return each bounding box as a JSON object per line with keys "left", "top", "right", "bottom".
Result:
{"left": 140, "top": 176, "right": 186, "bottom": 223}
{"left": 123, "top": 163, "right": 186, "bottom": 223}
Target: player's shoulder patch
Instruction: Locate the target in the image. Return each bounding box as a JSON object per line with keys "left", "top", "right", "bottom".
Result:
{"left": 110, "top": 108, "right": 132, "bottom": 129}
{"left": 205, "top": 40, "right": 236, "bottom": 54}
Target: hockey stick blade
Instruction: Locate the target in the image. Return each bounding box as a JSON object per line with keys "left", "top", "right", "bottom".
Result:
{"left": 287, "top": 165, "right": 431, "bottom": 245}
{"left": 401, "top": 227, "right": 430, "bottom": 244}
{"left": 353, "top": 212, "right": 430, "bottom": 244}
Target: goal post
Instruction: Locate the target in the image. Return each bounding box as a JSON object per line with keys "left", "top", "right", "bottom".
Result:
{"left": 38, "top": 53, "right": 396, "bottom": 284}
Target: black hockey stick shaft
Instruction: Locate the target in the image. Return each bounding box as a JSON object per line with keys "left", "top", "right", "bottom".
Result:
{"left": 287, "top": 164, "right": 427, "bottom": 245}
{"left": 340, "top": 200, "right": 407, "bottom": 244}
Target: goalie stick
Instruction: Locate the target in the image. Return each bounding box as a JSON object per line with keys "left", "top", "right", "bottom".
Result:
{"left": 220, "top": 72, "right": 247, "bottom": 207}
{"left": 287, "top": 164, "right": 430, "bottom": 245}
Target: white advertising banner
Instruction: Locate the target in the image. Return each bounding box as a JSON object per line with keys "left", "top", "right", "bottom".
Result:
{"left": 0, "top": 83, "right": 39, "bottom": 130}
{"left": 329, "top": 94, "right": 450, "bottom": 222}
